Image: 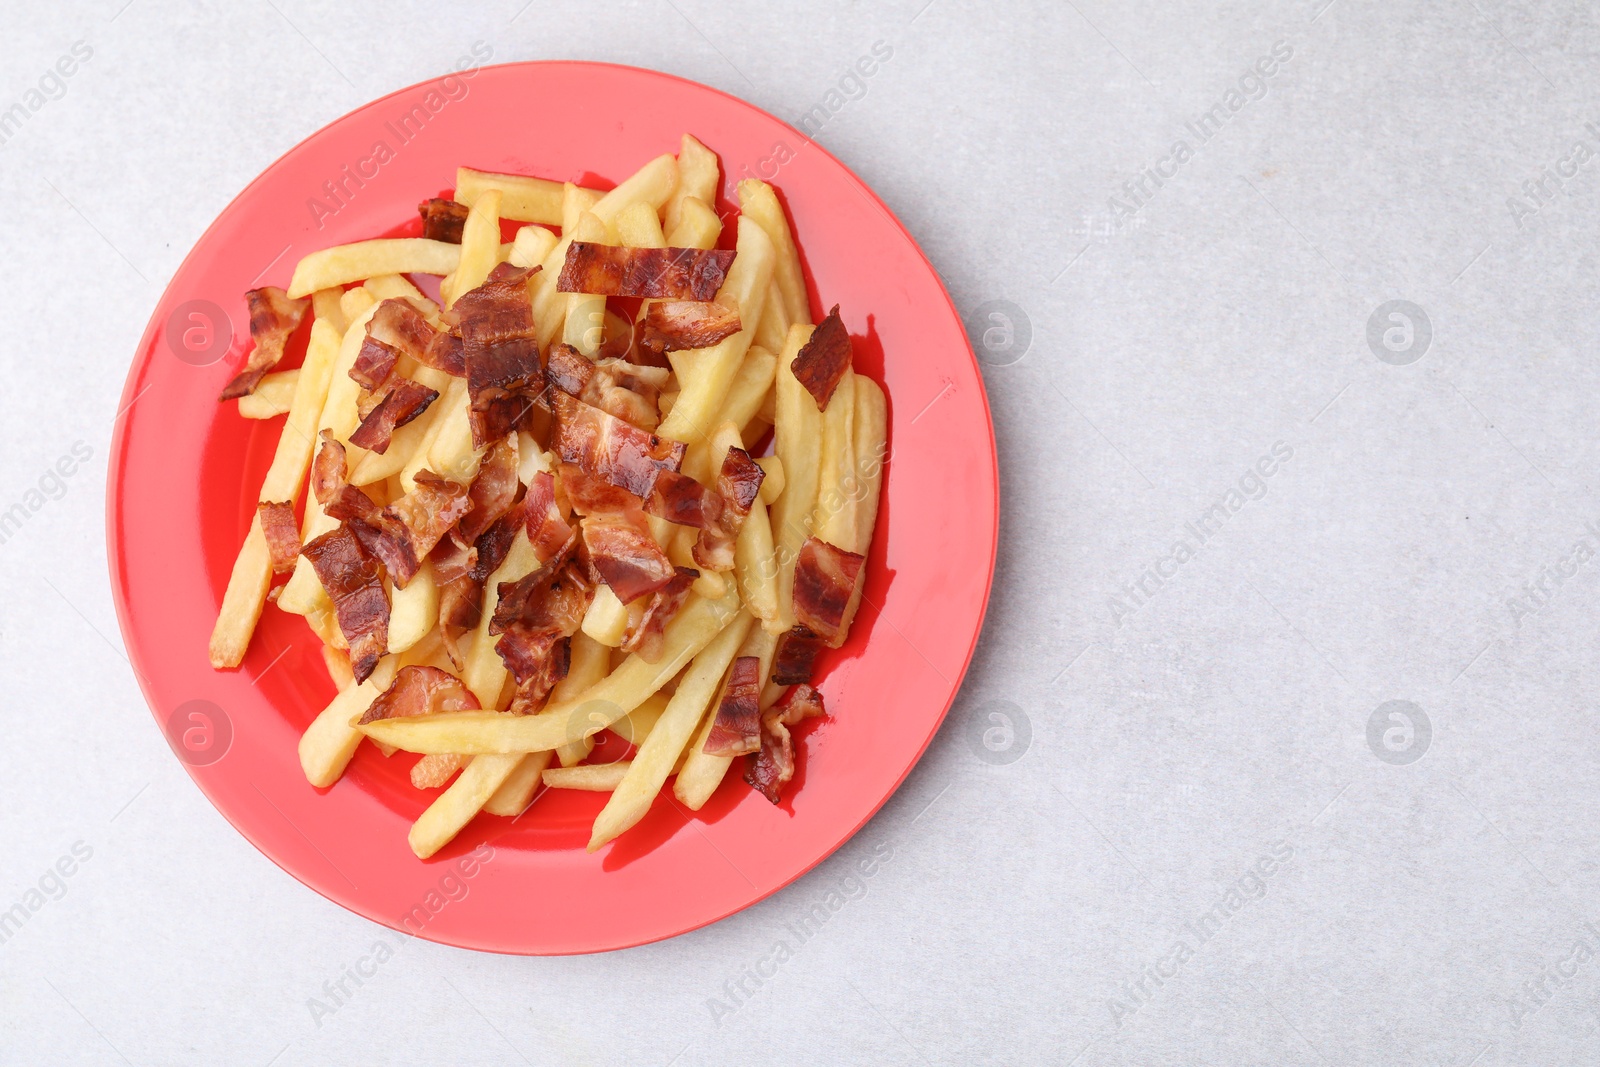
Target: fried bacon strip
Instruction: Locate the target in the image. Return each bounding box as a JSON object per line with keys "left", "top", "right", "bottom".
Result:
{"left": 418, "top": 197, "right": 470, "bottom": 243}
{"left": 693, "top": 446, "right": 765, "bottom": 571}
{"left": 258, "top": 501, "right": 301, "bottom": 575}
{"left": 772, "top": 626, "right": 825, "bottom": 687}
{"left": 358, "top": 665, "right": 480, "bottom": 724}
{"left": 348, "top": 376, "right": 439, "bottom": 453}
{"left": 302, "top": 523, "right": 389, "bottom": 683}
{"left": 704, "top": 656, "right": 762, "bottom": 757}
{"left": 620, "top": 567, "right": 697, "bottom": 662}
{"left": 434, "top": 499, "right": 525, "bottom": 669}
{"left": 643, "top": 470, "right": 717, "bottom": 530}
{"left": 456, "top": 435, "right": 520, "bottom": 544}
{"left": 349, "top": 336, "right": 399, "bottom": 391}
{"left": 745, "top": 685, "right": 826, "bottom": 804}
{"left": 792, "top": 537, "right": 866, "bottom": 646}
{"left": 563, "top": 465, "right": 676, "bottom": 604}
{"left": 524, "top": 469, "right": 573, "bottom": 558}
{"left": 557, "top": 242, "right": 735, "bottom": 301}
{"left": 551, "top": 389, "right": 685, "bottom": 498}
{"left": 453, "top": 267, "right": 543, "bottom": 446}
{"left": 638, "top": 300, "right": 742, "bottom": 357}
{"left": 219, "top": 287, "right": 310, "bottom": 400}
{"left": 545, "top": 344, "right": 671, "bottom": 431}
{"left": 490, "top": 539, "right": 591, "bottom": 709}
{"left": 367, "top": 297, "right": 467, "bottom": 378}
{"left": 790, "top": 304, "right": 851, "bottom": 411}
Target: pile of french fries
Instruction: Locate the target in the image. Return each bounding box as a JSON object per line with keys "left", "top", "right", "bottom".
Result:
{"left": 207, "top": 135, "right": 886, "bottom": 859}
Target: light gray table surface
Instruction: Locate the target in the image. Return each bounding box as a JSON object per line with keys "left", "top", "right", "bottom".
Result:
{"left": 5, "top": 0, "right": 1600, "bottom": 1063}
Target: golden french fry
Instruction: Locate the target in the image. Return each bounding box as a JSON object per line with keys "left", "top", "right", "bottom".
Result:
{"left": 287, "top": 239, "right": 461, "bottom": 298}
{"left": 676, "top": 625, "right": 780, "bottom": 809}
{"left": 681, "top": 345, "right": 777, "bottom": 483}
{"left": 236, "top": 369, "right": 299, "bottom": 419}
{"left": 813, "top": 369, "right": 857, "bottom": 549}
{"left": 481, "top": 749, "right": 553, "bottom": 817}
{"left": 444, "top": 189, "right": 501, "bottom": 307}
{"left": 589, "top": 153, "right": 678, "bottom": 225}
{"left": 410, "top": 753, "right": 465, "bottom": 789}
{"left": 456, "top": 166, "right": 585, "bottom": 225}
{"left": 311, "top": 287, "right": 346, "bottom": 333}
{"left": 663, "top": 134, "right": 719, "bottom": 236}
{"left": 606, "top": 691, "right": 671, "bottom": 746}
{"left": 665, "top": 196, "right": 722, "bottom": 249}
{"left": 755, "top": 455, "right": 785, "bottom": 503}
{"left": 387, "top": 560, "right": 438, "bottom": 655}
{"left": 562, "top": 211, "right": 610, "bottom": 356}
{"left": 556, "top": 632, "right": 610, "bottom": 766}
{"left": 562, "top": 182, "right": 602, "bottom": 232}
{"left": 363, "top": 273, "right": 441, "bottom": 323}
{"left": 738, "top": 179, "right": 811, "bottom": 325}
{"left": 754, "top": 278, "right": 790, "bottom": 356}
{"left": 543, "top": 763, "right": 632, "bottom": 791}
{"left": 768, "top": 323, "right": 823, "bottom": 634}
{"left": 615, "top": 200, "right": 666, "bottom": 248}
{"left": 508, "top": 224, "right": 558, "bottom": 269}
{"left": 835, "top": 376, "right": 887, "bottom": 642}
{"left": 321, "top": 644, "right": 353, "bottom": 689}
{"left": 590, "top": 612, "right": 754, "bottom": 849}
{"left": 298, "top": 656, "right": 399, "bottom": 787}
{"left": 348, "top": 362, "right": 455, "bottom": 486}
{"left": 581, "top": 585, "right": 630, "bottom": 647}
{"left": 401, "top": 377, "right": 467, "bottom": 493}
{"left": 408, "top": 754, "right": 524, "bottom": 859}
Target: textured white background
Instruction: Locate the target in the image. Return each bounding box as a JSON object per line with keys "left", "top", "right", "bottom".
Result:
{"left": 4, "top": 0, "right": 1600, "bottom": 1063}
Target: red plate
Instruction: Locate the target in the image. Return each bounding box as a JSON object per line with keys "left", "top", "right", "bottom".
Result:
{"left": 107, "top": 61, "right": 997, "bottom": 954}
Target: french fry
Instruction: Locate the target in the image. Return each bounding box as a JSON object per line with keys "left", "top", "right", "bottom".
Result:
{"left": 581, "top": 585, "right": 630, "bottom": 647}
{"left": 663, "top": 134, "right": 719, "bottom": 236}
{"left": 444, "top": 189, "right": 501, "bottom": 308}
{"left": 363, "top": 273, "right": 441, "bottom": 323}
{"left": 753, "top": 278, "right": 790, "bottom": 356}
{"left": 606, "top": 691, "right": 670, "bottom": 746}
{"left": 402, "top": 378, "right": 467, "bottom": 493}
{"left": 675, "top": 625, "right": 780, "bottom": 809}
{"left": 462, "top": 529, "right": 544, "bottom": 707}
{"left": 589, "top": 611, "right": 754, "bottom": 849}
{"left": 738, "top": 179, "right": 811, "bottom": 325}
{"left": 562, "top": 211, "right": 610, "bottom": 356}
{"left": 508, "top": 224, "right": 558, "bottom": 269}
{"left": 544, "top": 763, "right": 632, "bottom": 791}
{"left": 209, "top": 317, "right": 343, "bottom": 667}
{"left": 665, "top": 196, "right": 722, "bottom": 250}
{"left": 706, "top": 420, "right": 780, "bottom": 624}
{"left": 561, "top": 182, "right": 602, "bottom": 232}
{"left": 812, "top": 369, "right": 857, "bottom": 550}
{"left": 236, "top": 369, "right": 299, "bottom": 419}
{"left": 681, "top": 345, "right": 776, "bottom": 483}
{"left": 615, "top": 200, "right": 667, "bottom": 248}
{"left": 555, "top": 632, "right": 610, "bottom": 766}
{"left": 387, "top": 560, "right": 438, "bottom": 655}
{"left": 298, "top": 655, "right": 399, "bottom": 787}
{"left": 338, "top": 286, "right": 376, "bottom": 323}
{"left": 657, "top": 217, "right": 775, "bottom": 447}
{"left": 767, "top": 323, "right": 823, "bottom": 634}
{"left": 589, "top": 153, "right": 678, "bottom": 226}
{"left": 287, "top": 239, "right": 461, "bottom": 298}
{"left": 346, "top": 362, "right": 453, "bottom": 487}
{"left": 357, "top": 587, "right": 741, "bottom": 754}
{"left": 410, "top": 753, "right": 465, "bottom": 789}
{"left": 311, "top": 287, "right": 346, "bottom": 333}
{"left": 456, "top": 166, "right": 585, "bottom": 225}
{"left": 321, "top": 645, "right": 353, "bottom": 689}
{"left": 481, "top": 749, "right": 553, "bottom": 817}
{"left": 408, "top": 753, "right": 524, "bottom": 859}
{"left": 755, "top": 455, "right": 785, "bottom": 503}
{"left": 836, "top": 376, "right": 887, "bottom": 641}
{"left": 423, "top": 375, "right": 485, "bottom": 485}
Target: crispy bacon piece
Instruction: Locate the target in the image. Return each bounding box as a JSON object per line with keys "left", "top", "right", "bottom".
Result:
{"left": 693, "top": 446, "right": 765, "bottom": 571}
{"left": 433, "top": 500, "right": 526, "bottom": 669}
{"left": 545, "top": 344, "right": 671, "bottom": 431}
{"left": 621, "top": 567, "right": 698, "bottom": 662}
{"left": 772, "top": 625, "right": 825, "bottom": 686}
{"left": 558, "top": 242, "right": 735, "bottom": 301}
{"left": 704, "top": 656, "right": 762, "bottom": 757}
{"left": 347, "top": 377, "right": 439, "bottom": 453}
{"left": 523, "top": 470, "right": 573, "bottom": 558}
{"left": 745, "top": 685, "right": 827, "bottom": 804}
{"left": 418, "top": 197, "right": 470, "bottom": 243}
{"left": 638, "top": 300, "right": 742, "bottom": 356}
{"left": 358, "top": 665, "right": 481, "bottom": 724}
{"left": 490, "top": 540, "right": 591, "bottom": 708}
{"left": 551, "top": 389, "right": 685, "bottom": 498}
{"left": 350, "top": 336, "right": 399, "bottom": 391}
{"left": 456, "top": 435, "right": 520, "bottom": 544}
{"left": 302, "top": 523, "right": 389, "bottom": 683}
{"left": 311, "top": 432, "right": 381, "bottom": 524}
{"left": 644, "top": 470, "right": 717, "bottom": 530}
{"left": 792, "top": 537, "right": 865, "bottom": 646}
{"left": 219, "top": 287, "right": 311, "bottom": 400}
{"left": 790, "top": 304, "right": 851, "bottom": 411}
{"left": 453, "top": 267, "right": 543, "bottom": 446}
{"left": 581, "top": 511, "right": 675, "bottom": 604}
{"left": 258, "top": 501, "right": 301, "bottom": 575}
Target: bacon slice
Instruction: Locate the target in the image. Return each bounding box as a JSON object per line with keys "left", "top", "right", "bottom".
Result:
{"left": 219, "top": 287, "right": 311, "bottom": 400}
{"left": 523, "top": 470, "right": 573, "bottom": 558}
{"left": 358, "top": 665, "right": 481, "bottom": 724}
{"left": 545, "top": 344, "right": 671, "bottom": 431}
{"left": 311, "top": 432, "right": 382, "bottom": 524}
{"left": 745, "top": 685, "right": 826, "bottom": 804}
{"left": 557, "top": 242, "right": 735, "bottom": 301}
{"left": 644, "top": 470, "right": 717, "bottom": 530}
{"left": 349, "top": 336, "right": 399, "bottom": 392}
{"left": 792, "top": 537, "right": 865, "bottom": 646}
{"left": 418, "top": 197, "right": 470, "bottom": 243}
{"left": 638, "top": 300, "right": 741, "bottom": 357}
{"left": 433, "top": 500, "right": 525, "bottom": 669}
{"left": 258, "top": 501, "right": 301, "bottom": 575}
{"left": 621, "top": 567, "right": 697, "bottom": 662}
{"left": 790, "top": 305, "right": 851, "bottom": 411}
{"left": 366, "top": 297, "right": 468, "bottom": 378}
{"left": 704, "top": 656, "right": 762, "bottom": 757}
{"left": 693, "top": 446, "right": 765, "bottom": 571}
{"left": 772, "top": 625, "right": 825, "bottom": 686}
{"left": 551, "top": 389, "right": 685, "bottom": 498}
{"left": 453, "top": 267, "right": 543, "bottom": 446}
{"left": 456, "top": 435, "right": 520, "bottom": 544}
{"left": 490, "top": 540, "right": 591, "bottom": 708}
{"left": 561, "top": 464, "right": 676, "bottom": 604}
{"left": 347, "top": 376, "right": 439, "bottom": 453}
{"left": 302, "top": 523, "right": 389, "bottom": 683}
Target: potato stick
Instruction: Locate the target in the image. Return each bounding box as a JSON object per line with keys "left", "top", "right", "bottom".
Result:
{"left": 401, "top": 377, "right": 466, "bottom": 492}
{"left": 496, "top": 242, "right": 515, "bottom": 264}
{"left": 481, "top": 749, "right": 553, "bottom": 817}
{"left": 657, "top": 217, "right": 775, "bottom": 447}
{"left": 736, "top": 472, "right": 779, "bottom": 622}
{"left": 521, "top": 185, "right": 600, "bottom": 350}
{"left": 561, "top": 182, "right": 602, "bottom": 232}
{"left": 754, "top": 278, "right": 791, "bottom": 356}
{"left": 659, "top": 389, "right": 679, "bottom": 416}
{"left": 410, "top": 752, "right": 465, "bottom": 789}
{"left": 236, "top": 369, "right": 299, "bottom": 419}
{"left": 663, "top": 134, "right": 718, "bottom": 236}
{"left": 589, "top": 611, "right": 754, "bottom": 849}
{"left": 812, "top": 369, "right": 857, "bottom": 550}
{"left": 363, "top": 273, "right": 440, "bottom": 323}
{"left": 387, "top": 560, "right": 438, "bottom": 654}
{"left": 562, "top": 212, "right": 610, "bottom": 355}
{"left": 408, "top": 753, "right": 524, "bottom": 859}
{"left": 681, "top": 345, "right": 777, "bottom": 483}
{"left": 556, "top": 632, "right": 610, "bottom": 766}
{"left": 543, "top": 763, "right": 632, "bottom": 791}
{"left": 581, "top": 585, "right": 630, "bottom": 647}
{"left": 738, "top": 179, "right": 811, "bottom": 325}
{"left": 424, "top": 376, "right": 485, "bottom": 484}
{"left": 287, "top": 239, "right": 461, "bottom": 298}
{"left": 339, "top": 286, "right": 376, "bottom": 322}
{"left": 588, "top": 153, "right": 678, "bottom": 225}
{"left": 456, "top": 166, "right": 585, "bottom": 225}
{"left": 444, "top": 189, "right": 501, "bottom": 308}
{"left": 209, "top": 318, "right": 343, "bottom": 667}
{"left": 768, "top": 323, "right": 823, "bottom": 633}
{"left": 298, "top": 655, "right": 399, "bottom": 787}
{"left": 676, "top": 625, "right": 780, "bottom": 809}
{"left": 305, "top": 604, "right": 342, "bottom": 648}
{"left": 606, "top": 691, "right": 670, "bottom": 746}
{"left": 357, "top": 588, "right": 741, "bottom": 754}
{"left": 311, "top": 287, "right": 346, "bottom": 333}
{"left": 836, "top": 376, "right": 887, "bottom": 641}
{"left": 462, "top": 529, "right": 544, "bottom": 707}
{"left": 321, "top": 644, "right": 353, "bottom": 689}
{"left": 615, "top": 200, "right": 667, "bottom": 248}
{"left": 665, "top": 196, "right": 722, "bottom": 249}
{"left": 508, "top": 224, "right": 558, "bottom": 270}
{"left": 755, "top": 455, "right": 785, "bottom": 503}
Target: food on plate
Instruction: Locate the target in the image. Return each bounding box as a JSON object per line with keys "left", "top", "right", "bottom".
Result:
{"left": 207, "top": 136, "right": 887, "bottom": 858}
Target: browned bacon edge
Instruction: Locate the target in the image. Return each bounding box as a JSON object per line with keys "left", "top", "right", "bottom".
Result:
{"left": 638, "top": 300, "right": 742, "bottom": 357}
{"left": 792, "top": 537, "right": 866, "bottom": 647}
{"left": 545, "top": 344, "right": 670, "bottom": 431}
{"left": 347, "top": 377, "right": 439, "bottom": 453}
{"left": 771, "top": 625, "right": 825, "bottom": 687}
{"left": 790, "top": 305, "right": 851, "bottom": 412}
{"left": 704, "top": 656, "right": 762, "bottom": 757}
{"left": 693, "top": 446, "right": 765, "bottom": 572}
{"left": 557, "top": 243, "right": 735, "bottom": 301}
{"left": 350, "top": 336, "right": 398, "bottom": 391}
{"left": 621, "top": 567, "right": 697, "bottom": 662}
{"left": 302, "top": 523, "right": 388, "bottom": 683}
{"left": 368, "top": 297, "right": 467, "bottom": 378}
{"left": 745, "top": 684, "right": 827, "bottom": 804}
{"left": 551, "top": 388, "right": 685, "bottom": 499}
{"left": 258, "top": 501, "right": 301, "bottom": 575}
{"left": 359, "top": 665, "right": 481, "bottom": 724}
{"left": 219, "top": 287, "right": 310, "bottom": 400}
{"left": 418, "top": 198, "right": 470, "bottom": 244}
